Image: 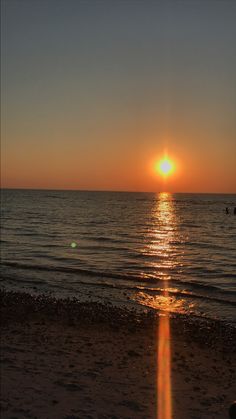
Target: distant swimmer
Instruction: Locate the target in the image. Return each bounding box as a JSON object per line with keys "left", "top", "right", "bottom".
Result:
{"left": 226, "top": 207, "right": 229, "bottom": 214}
{"left": 234, "top": 207, "right": 236, "bottom": 215}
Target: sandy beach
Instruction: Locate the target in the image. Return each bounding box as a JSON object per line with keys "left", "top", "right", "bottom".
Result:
{"left": 1, "top": 290, "right": 235, "bottom": 419}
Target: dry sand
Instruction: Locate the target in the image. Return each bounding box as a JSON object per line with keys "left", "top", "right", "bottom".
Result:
{"left": 1, "top": 290, "right": 235, "bottom": 419}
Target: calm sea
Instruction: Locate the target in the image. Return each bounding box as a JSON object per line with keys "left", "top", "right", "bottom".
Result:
{"left": 1, "top": 189, "right": 236, "bottom": 323}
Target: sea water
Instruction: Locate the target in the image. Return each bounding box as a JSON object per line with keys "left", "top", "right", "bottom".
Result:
{"left": 1, "top": 189, "right": 236, "bottom": 323}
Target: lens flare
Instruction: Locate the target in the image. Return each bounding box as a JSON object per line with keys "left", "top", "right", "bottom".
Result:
{"left": 157, "top": 300, "right": 172, "bottom": 419}
{"left": 71, "top": 242, "right": 77, "bottom": 248}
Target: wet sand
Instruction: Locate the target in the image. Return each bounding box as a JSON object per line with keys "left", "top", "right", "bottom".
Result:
{"left": 1, "top": 290, "right": 235, "bottom": 419}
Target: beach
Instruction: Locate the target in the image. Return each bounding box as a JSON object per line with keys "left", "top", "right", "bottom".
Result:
{"left": 1, "top": 290, "right": 235, "bottom": 419}
{"left": 2, "top": 0, "right": 236, "bottom": 417}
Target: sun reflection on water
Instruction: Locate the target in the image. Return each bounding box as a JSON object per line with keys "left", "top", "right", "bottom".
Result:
{"left": 134, "top": 192, "right": 190, "bottom": 418}
{"left": 138, "top": 191, "right": 185, "bottom": 313}
{"left": 155, "top": 193, "right": 173, "bottom": 419}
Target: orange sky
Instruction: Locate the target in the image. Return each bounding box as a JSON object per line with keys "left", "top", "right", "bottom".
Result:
{"left": 2, "top": 132, "right": 235, "bottom": 193}
{"left": 1, "top": 1, "right": 236, "bottom": 193}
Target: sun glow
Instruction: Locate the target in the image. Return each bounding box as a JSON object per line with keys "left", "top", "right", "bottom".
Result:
{"left": 156, "top": 158, "right": 175, "bottom": 177}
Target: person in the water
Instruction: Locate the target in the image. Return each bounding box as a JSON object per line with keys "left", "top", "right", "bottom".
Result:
{"left": 234, "top": 207, "right": 236, "bottom": 215}
{"left": 226, "top": 207, "right": 229, "bottom": 214}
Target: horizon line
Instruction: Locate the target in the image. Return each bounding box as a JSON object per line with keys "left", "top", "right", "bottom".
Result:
{"left": 1, "top": 187, "right": 236, "bottom": 195}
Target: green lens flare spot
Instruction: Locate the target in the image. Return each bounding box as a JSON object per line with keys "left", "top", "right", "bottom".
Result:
{"left": 71, "top": 242, "right": 77, "bottom": 248}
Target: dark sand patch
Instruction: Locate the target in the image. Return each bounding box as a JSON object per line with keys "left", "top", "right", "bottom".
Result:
{"left": 1, "top": 290, "right": 235, "bottom": 419}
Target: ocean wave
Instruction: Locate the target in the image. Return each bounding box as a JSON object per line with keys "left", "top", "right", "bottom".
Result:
{"left": 1, "top": 261, "right": 236, "bottom": 298}
{"left": 1, "top": 270, "right": 236, "bottom": 309}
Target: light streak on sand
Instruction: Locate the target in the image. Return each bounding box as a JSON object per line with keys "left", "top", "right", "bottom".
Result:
{"left": 157, "top": 288, "right": 172, "bottom": 419}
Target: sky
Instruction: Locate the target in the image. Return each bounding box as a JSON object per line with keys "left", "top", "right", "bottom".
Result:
{"left": 1, "top": 0, "right": 236, "bottom": 193}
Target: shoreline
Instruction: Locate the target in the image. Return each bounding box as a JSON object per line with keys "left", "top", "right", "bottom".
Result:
{"left": 1, "top": 289, "right": 236, "bottom": 418}
{"left": 1, "top": 288, "right": 235, "bottom": 339}
{"left": 1, "top": 271, "right": 236, "bottom": 326}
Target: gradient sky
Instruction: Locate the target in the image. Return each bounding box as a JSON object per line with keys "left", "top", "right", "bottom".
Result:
{"left": 1, "top": 0, "right": 236, "bottom": 192}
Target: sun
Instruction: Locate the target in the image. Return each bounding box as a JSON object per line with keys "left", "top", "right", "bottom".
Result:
{"left": 156, "top": 157, "right": 175, "bottom": 177}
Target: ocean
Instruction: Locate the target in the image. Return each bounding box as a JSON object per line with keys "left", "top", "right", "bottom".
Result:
{"left": 1, "top": 189, "right": 236, "bottom": 323}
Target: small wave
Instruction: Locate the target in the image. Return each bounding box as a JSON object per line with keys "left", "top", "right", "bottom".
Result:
{"left": 1, "top": 261, "right": 236, "bottom": 298}
{"left": 185, "top": 241, "right": 226, "bottom": 251}
{"left": 45, "top": 195, "right": 65, "bottom": 199}
{"left": 1, "top": 274, "right": 45, "bottom": 287}
{"left": 74, "top": 244, "right": 129, "bottom": 252}
{"left": 91, "top": 236, "right": 126, "bottom": 244}
{"left": 1, "top": 270, "right": 235, "bottom": 309}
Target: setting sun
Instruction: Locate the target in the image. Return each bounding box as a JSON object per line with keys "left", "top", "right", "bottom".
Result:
{"left": 1, "top": 2, "right": 236, "bottom": 419}
{"left": 156, "top": 157, "right": 175, "bottom": 177}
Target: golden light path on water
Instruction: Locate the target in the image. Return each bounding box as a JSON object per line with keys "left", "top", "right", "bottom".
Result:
{"left": 156, "top": 193, "right": 173, "bottom": 419}
{"left": 135, "top": 192, "right": 187, "bottom": 418}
